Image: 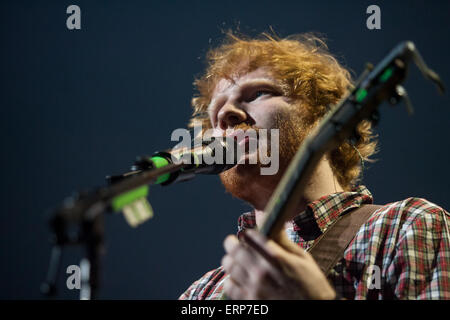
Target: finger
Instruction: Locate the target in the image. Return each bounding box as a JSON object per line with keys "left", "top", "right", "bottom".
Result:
{"left": 242, "top": 230, "right": 287, "bottom": 269}
{"left": 224, "top": 275, "right": 274, "bottom": 300}
{"left": 224, "top": 265, "right": 284, "bottom": 300}
{"left": 223, "top": 234, "right": 263, "bottom": 283}
{"left": 224, "top": 276, "right": 248, "bottom": 300}
{"left": 223, "top": 233, "right": 280, "bottom": 288}
{"left": 221, "top": 254, "right": 250, "bottom": 285}
{"left": 223, "top": 234, "right": 240, "bottom": 255}
{"left": 239, "top": 230, "right": 292, "bottom": 286}
{"left": 223, "top": 234, "right": 260, "bottom": 270}
{"left": 243, "top": 230, "right": 312, "bottom": 283}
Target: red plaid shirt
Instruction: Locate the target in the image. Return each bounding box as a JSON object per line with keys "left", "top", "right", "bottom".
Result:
{"left": 179, "top": 186, "right": 450, "bottom": 300}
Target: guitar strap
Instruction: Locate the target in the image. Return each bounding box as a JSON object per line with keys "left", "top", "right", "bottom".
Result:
{"left": 308, "top": 204, "right": 382, "bottom": 276}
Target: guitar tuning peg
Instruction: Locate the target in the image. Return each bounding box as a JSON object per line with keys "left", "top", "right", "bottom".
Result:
{"left": 389, "top": 85, "right": 414, "bottom": 115}
{"left": 396, "top": 85, "right": 415, "bottom": 115}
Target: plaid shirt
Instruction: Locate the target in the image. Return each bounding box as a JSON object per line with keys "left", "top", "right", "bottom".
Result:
{"left": 179, "top": 186, "right": 450, "bottom": 300}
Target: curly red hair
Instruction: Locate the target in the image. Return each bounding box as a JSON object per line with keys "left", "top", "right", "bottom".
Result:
{"left": 189, "top": 31, "right": 377, "bottom": 190}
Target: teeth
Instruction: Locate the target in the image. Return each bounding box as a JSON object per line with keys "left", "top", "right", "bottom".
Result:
{"left": 122, "top": 198, "right": 154, "bottom": 227}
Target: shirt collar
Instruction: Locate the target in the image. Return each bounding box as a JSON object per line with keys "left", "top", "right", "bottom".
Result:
{"left": 237, "top": 185, "right": 373, "bottom": 242}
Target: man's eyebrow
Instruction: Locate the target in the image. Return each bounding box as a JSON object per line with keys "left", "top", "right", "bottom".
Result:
{"left": 237, "top": 78, "right": 283, "bottom": 91}
{"left": 207, "top": 78, "right": 283, "bottom": 112}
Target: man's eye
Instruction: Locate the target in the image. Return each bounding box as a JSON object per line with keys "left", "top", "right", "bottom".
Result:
{"left": 252, "top": 90, "right": 273, "bottom": 100}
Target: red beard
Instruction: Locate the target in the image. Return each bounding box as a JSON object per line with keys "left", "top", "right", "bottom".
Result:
{"left": 219, "top": 109, "right": 310, "bottom": 203}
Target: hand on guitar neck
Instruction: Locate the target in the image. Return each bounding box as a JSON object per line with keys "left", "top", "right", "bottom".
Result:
{"left": 221, "top": 229, "right": 336, "bottom": 300}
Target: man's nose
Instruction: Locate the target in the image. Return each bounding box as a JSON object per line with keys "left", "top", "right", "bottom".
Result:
{"left": 217, "top": 102, "right": 247, "bottom": 130}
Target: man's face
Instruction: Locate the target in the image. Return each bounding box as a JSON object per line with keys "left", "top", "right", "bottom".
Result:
{"left": 208, "top": 67, "right": 291, "bottom": 137}
{"left": 207, "top": 67, "right": 308, "bottom": 201}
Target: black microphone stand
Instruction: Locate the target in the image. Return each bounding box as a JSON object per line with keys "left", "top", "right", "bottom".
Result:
{"left": 41, "top": 160, "right": 187, "bottom": 299}
{"left": 41, "top": 138, "right": 234, "bottom": 299}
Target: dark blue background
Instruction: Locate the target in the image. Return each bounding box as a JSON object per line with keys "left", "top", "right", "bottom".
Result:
{"left": 1, "top": 0, "right": 449, "bottom": 299}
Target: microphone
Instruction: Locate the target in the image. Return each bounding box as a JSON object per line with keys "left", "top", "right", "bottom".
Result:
{"left": 107, "top": 137, "right": 238, "bottom": 186}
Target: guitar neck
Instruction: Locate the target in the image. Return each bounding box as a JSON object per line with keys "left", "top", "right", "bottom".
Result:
{"left": 259, "top": 54, "right": 408, "bottom": 239}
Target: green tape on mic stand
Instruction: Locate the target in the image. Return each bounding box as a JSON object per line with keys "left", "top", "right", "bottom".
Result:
{"left": 111, "top": 185, "right": 153, "bottom": 227}
{"left": 150, "top": 156, "right": 171, "bottom": 184}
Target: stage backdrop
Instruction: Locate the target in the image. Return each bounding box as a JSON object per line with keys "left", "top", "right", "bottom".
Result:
{"left": 1, "top": 0, "right": 449, "bottom": 299}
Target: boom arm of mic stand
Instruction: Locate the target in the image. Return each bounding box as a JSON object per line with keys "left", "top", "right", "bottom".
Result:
{"left": 41, "top": 161, "right": 185, "bottom": 299}
{"left": 42, "top": 137, "right": 236, "bottom": 298}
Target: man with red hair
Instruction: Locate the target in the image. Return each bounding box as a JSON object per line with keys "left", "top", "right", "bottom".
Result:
{"left": 179, "top": 32, "right": 450, "bottom": 300}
